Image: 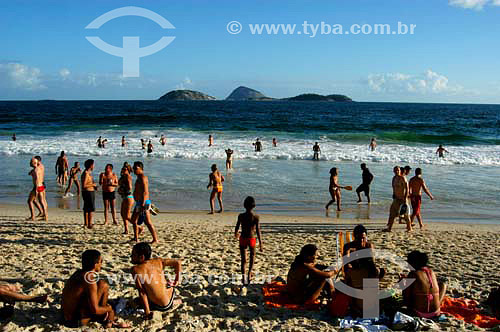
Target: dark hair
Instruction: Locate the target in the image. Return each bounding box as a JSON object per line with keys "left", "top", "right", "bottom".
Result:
{"left": 133, "top": 242, "right": 152, "bottom": 260}
{"left": 74, "top": 162, "right": 79, "bottom": 167}
{"left": 361, "top": 163, "right": 366, "bottom": 168}
{"left": 244, "top": 196, "right": 256, "bottom": 210}
{"left": 353, "top": 224, "right": 367, "bottom": 238}
{"left": 407, "top": 250, "right": 429, "bottom": 271}
{"left": 133, "top": 161, "right": 144, "bottom": 170}
{"left": 291, "top": 244, "right": 318, "bottom": 270}
{"left": 82, "top": 249, "right": 101, "bottom": 271}
{"left": 105, "top": 163, "right": 113, "bottom": 170}
{"left": 60, "top": 151, "right": 65, "bottom": 156}
{"left": 211, "top": 164, "right": 217, "bottom": 171}
{"left": 84, "top": 159, "right": 94, "bottom": 170}
{"left": 330, "top": 167, "right": 338, "bottom": 176}
{"left": 415, "top": 167, "right": 422, "bottom": 175}
{"left": 35, "top": 156, "right": 42, "bottom": 161}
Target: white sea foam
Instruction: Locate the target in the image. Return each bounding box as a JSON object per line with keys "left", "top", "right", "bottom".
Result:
{"left": 1, "top": 129, "right": 499, "bottom": 166}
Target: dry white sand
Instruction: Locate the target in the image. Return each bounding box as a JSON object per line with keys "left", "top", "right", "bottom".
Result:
{"left": 0, "top": 204, "right": 499, "bottom": 331}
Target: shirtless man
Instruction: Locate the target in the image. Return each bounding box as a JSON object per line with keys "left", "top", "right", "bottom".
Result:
{"left": 147, "top": 141, "right": 153, "bottom": 154}
{"left": 34, "top": 156, "right": 48, "bottom": 220}
{"left": 141, "top": 139, "right": 146, "bottom": 150}
{"left": 159, "top": 135, "right": 166, "bottom": 146}
{"left": 207, "top": 164, "right": 224, "bottom": 214}
{"left": 253, "top": 138, "right": 262, "bottom": 152}
{"left": 121, "top": 136, "right": 126, "bottom": 147}
{"left": 64, "top": 162, "right": 81, "bottom": 196}
{"left": 81, "top": 159, "right": 97, "bottom": 229}
{"left": 208, "top": 135, "right": 213, "bottom": 147}
{"left": 130, "top": 161, "right": 159, "bottom": 243}
{"left": 234, "top": 196, "right": 263, "bottom": 285}
{"left": 62, "top": 250, "right": 126, "bottom": 328}
{"left": 97, "top": 136, "right": 103, "bottom": 148}
{"left": 130, "top": 243, "right": 182, "bottom": 320}
{"left": 356, "top": 163, "right": 374, "bottom": 203}
{"left": 99, "top": 164, "right": 118, "bottom": 225}
{"left": 12, "top": 133, "right": 16, "bottom": 141}
{"left": 27, "top": 157, "right": 48, "bottom": 221}
{"left": 402, "top": 250, "right": 446, "bottom": 318}
{"left": 312, "top": 142, "right": 321, "bottom": 160}
{"left": 0, "top": 282, "right": 47, "bottom": 319}
{"left": 369, "top": 138, "right": 377, "bottom": 151}
{"left": 385, "top": 166, "right": 412, "bottom": 232}
{"left": 398, "top": 166, "right": 412, "bottom": 224}
{"left": 225, "top": 148, "right": 234, "bottom": 170}
{"left": 272, "top": 138, "right": 277, "bottom": 147}
{"left": 55, "top": 151, "right": 69, "bottom": 186}
{"left": 436, "top": 144, "right": 448, "bottom": 158}
{"left": 409, "top": 168, "right": 434, "bottom": 229}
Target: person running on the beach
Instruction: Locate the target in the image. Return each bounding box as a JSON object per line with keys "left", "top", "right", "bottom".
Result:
{"left": 55, "top": 151, "right": 69, "bottom": 186}
{"left": 369, "top": 138, "right": 377, "bottom": 151}
{"left": 130, "top": 242, "right": 182, "bottom": 320}
{"left": 118, "top": 163, "right": 134, "bottom": 235}
{"left": 401, "top": 250, "right": 447, "bottom": 318}
{"left": 409, "top": 168, "right": 434, "bottom": 229}
{"left": 62, "top": 250, "right": 128, "bottom": 328}
{"left": 225, "top": 148, "right": 234, "bottom": 170}
{"left": 286, "top": 244, "right": 335, "bottom": 304}
{"left": 159, "top": 135, "right": 166, "bottom": 146}
{"left": 312, "top": 142, "right": 321, "bottom": 161}
{"left": 436, "top": 144, "right": 448, "bottom": 158}
{"left": 325, "top": 167, "right": 348, "bottom": 213}
{"left": 27, "top": 157, "right": 48, "bottom": 221}
{"left": 11, "top": 133, "right": 16, "bottom": 141}
{"left": 121, "top": 136, "right": 126, "bottom": 147}
{"left": 356, "top": 163, "right": 374, "bottom": 203}
{"left": 272, "top": 138, "right": 277, "bottom": 147}
{"left": 234, "top": 196, "right": 263, "bottom": 285}
{"left": 0, "top": 283, "right": 47, "bottom": 319}
{"left": 99, "top": 164, "right": 118, "bottom": 225}
{"left": 130, "top": 161, "right": 159, "bottom": 243}
{"left": 207, "top": 164, "right": 224, "bottom": 214}
{"left": 147, "top": 140, "right": 153, "bottom": 154}
{"left": 81, "top": 159, "right": 97, "bottom": 229}
{"left": 385, "top": 166, "right": 412, "bottom": 232}
{"left": 64, "top": 162, "right": 81, "bottom": 196}
{"left": 208, "top": 135, "right": 213, "bottom": 147}
{"left": 253, "top": 138, "right": 262, "bottom": 152}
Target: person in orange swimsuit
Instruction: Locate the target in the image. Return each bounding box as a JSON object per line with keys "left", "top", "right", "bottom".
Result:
{"left": 234, "top": 196, "right": 263, "bottom": 285}
{"left": 207, "top": 164, "right": 224, "bottom": 214}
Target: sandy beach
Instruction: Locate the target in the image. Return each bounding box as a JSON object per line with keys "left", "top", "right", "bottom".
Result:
{"left": 1, "top": 203, "right": 499, "bottom": 331}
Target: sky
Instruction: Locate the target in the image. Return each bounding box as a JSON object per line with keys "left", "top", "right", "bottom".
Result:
{"left": 1, "top": 0, "right": 500, "bottom": 103}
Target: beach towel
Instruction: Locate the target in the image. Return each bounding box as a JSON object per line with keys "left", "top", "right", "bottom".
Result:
{"left": 440, "top": 296, "right": 500, "bottom": 328}
{"left": 261, "top": 281, "right": 321, "bottom": 311}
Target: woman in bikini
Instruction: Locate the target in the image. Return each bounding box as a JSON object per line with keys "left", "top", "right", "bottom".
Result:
{"left": 64, "top": 162, "right": 81, "bottom": 196}
{"left": 325, "top": 167, "right": 348, "bottom": 213}
{"left": 118, "top": 163, "right": 134, "bottom": 235}
{"left": 402, "top": 250, "right": 447, "bottom": 318}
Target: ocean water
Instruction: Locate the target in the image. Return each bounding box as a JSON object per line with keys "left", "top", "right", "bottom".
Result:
{"left": 0, "top": 100, "right": 499, "bottom": 223}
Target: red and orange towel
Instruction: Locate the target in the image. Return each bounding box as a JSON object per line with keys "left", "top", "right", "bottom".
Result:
{"left": 261, "top": 281, "right": 321, "bottom": 311}
{"left": 441, "top": 296, "right": 500, "bottom": 328}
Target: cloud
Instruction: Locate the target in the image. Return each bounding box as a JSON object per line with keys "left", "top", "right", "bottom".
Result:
{"left": 59, "top": 68, "right": 71, "bottom": 80}
{"left": 0, "top": 63, "right": 46, "bottom": 90}
{"left": 448, "top": 0, "right": 500, "bottom": 10}
{"left": 175, "top": 76, "right": 193, "bottom": 90}
{"left": 367, "top": 70, "right": 462, "bottom": 95}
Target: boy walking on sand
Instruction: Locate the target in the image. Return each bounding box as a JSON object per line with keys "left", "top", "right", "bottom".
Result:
{"left": 234, "top": 196, "right": 263, "bottom": 285}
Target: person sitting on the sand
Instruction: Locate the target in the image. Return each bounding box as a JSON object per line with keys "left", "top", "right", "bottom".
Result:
{"left": 343, "top": 225, "right": 385, "bottom": 316}
{"left": 401, "top": 250, "right": 447, "bottom": 318}
{"left": 234, "top": 196, "right": 263, "bottom": 285}
{"left": 0, "top": 283, "right": 48, "bottom": 319}
{"left": 286, "top": 244, "right": 335, "bottom": 304}
{"left": 130, "top": 242, "right": 182, "bottom": 320}
{"left": 61, "top": 250, "right": 127, "bottom": 328}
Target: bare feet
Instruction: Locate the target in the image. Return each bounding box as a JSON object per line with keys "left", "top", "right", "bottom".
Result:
{"left": 217, "top": 209, "right": 223, "bottom": 213}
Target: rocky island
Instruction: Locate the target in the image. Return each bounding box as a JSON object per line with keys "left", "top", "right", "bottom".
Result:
{"left": 158, "top": 90, "right": 216, "bottom": 101}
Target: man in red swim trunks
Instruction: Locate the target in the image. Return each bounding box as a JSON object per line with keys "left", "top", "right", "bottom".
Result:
{"left": 27, "top": 156, "right": 48, "bottom": 221}
{"left": 409, "top": 168, "right": 434, "bottom": 229}
{"left": 234, "top": 196, "right": 263, "bottom": 285}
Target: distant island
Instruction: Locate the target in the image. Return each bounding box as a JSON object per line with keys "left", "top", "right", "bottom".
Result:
{"left": 158, "top": 90, "right": 216, "bottom": 101}
{"left": 158, "top": 87, "right": 352, "bottom": 102}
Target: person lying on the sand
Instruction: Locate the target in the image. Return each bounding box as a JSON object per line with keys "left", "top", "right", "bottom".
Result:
{"left": 401, "top": 250, "right": 447, "bottom": 318}
{"left": 0, "top": 282, "right": 48, "bottom": 319}
{"left": 130, "top": 242, "right": 182, "bottom": 320}
{"left": 61, "top": 250, "right": 128, "bottom": 328}
{"left": 286, "top": 244, "right": 335, "bottom": 304}
{"left": 234, "top": 196, "right": 263, "bottom": 285}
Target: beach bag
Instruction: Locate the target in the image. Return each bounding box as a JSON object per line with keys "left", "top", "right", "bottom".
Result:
{"left": 328, "top": 291, "right": 351, "bottom": 317}
{"left": 399, "top": 203, "right": 408, "bottom": 216}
